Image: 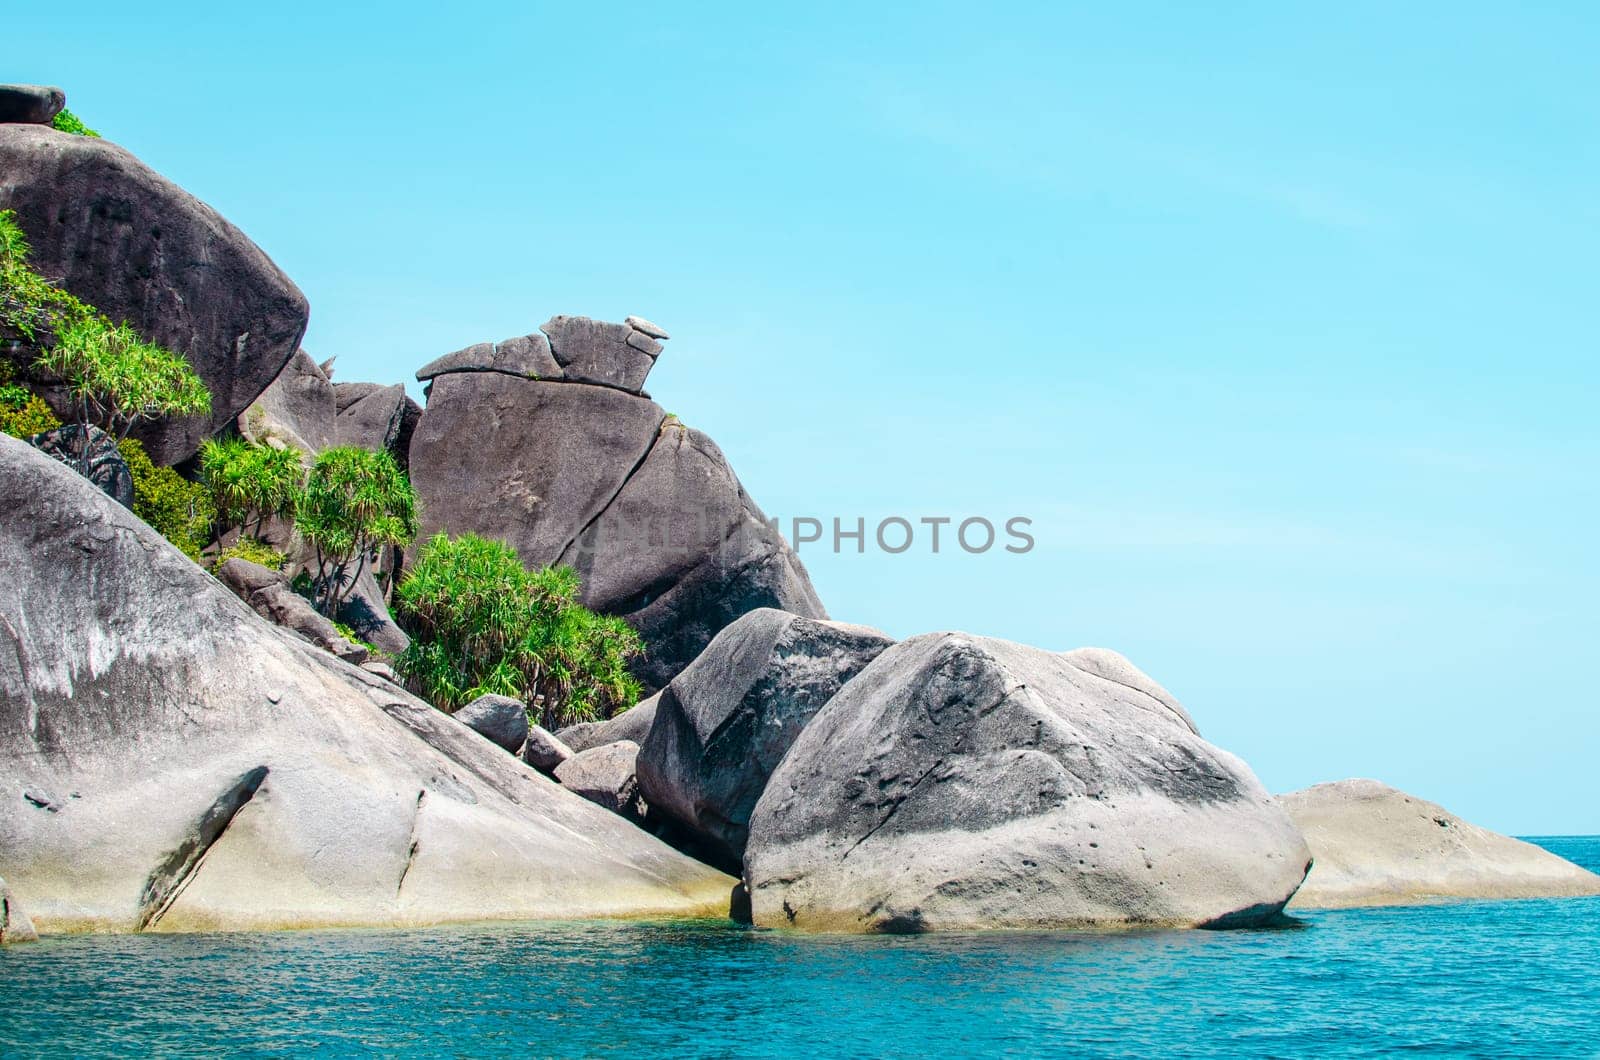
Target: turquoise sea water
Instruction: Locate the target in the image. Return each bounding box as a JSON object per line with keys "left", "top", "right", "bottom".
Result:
{"left": 2, "top": 837, "right": 1597, "bottom": 1058}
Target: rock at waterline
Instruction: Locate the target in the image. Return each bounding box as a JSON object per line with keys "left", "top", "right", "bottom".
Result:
{"left": 1281, "top": 779, "right": 1600, "bottom": 909}
{"left": 0, "top": 875, "right": 39, "bottom": 945}
{"left": 0, "top": 433, "right": 732, "bottom": 934}
{"left": 745, "top": 634, "right": 1310, "bottom": 932}
{"left": 453, "top": 694, "right": 530, "bottom": 755}
{"left": 0, "top": 124, "right": 308, "bottom": 465}
{"left": 637, "top": 608, "right": 894, "bottom": 867}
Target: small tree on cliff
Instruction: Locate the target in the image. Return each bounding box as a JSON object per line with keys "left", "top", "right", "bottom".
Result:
{"left": 295, "top": 446, "right": 417, "bottom": 617}
{"left": 199, "top": 436, "right": 306, "bottom": 540}
{"left": 394, "top": 532, "right": 643, "bottom": 728}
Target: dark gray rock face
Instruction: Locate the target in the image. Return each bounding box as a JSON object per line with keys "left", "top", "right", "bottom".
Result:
{"left": 334, "top": 382, "right": 408, "bottom": 452}
{"left": 0, "top": 433, "right": 733, "bottom": 933}
{"left": 0, "top": 85, "right": 65, "bottom": 125}
{"left": 745, "top": 634, "right": 1310, "bottom": 933}
{"left": 217, "top": 558, "right": 367, "bottom": 664}
{"left": 637, "top": 609, "right": 894, "bottom": 867}
{"left": 0, "top": 125, "right": 309, "bottom": 465}
{"left": 417, "top": 333, "right": 561, "bottom": 383}
{"left": 523, "top": 725, "right": 574, "bottom": 775}
{"left": 558, "top": 695, "right": 659, "bottom": 753}
{"left": 237, "top": 348, "right": 337, "bottom": 454}
{"left": 541, "top": 315, "right": 657, "bottom": 393}
{"left": 554, "top": 741, "right": 644, "bottom": 820}
{"left": 454, "top": 694, "right": 530, "bottom": 754}
{"left": 408, "top": 323, "right": 825, "bottom": 692}
{"left": 335, "top": 563, "right": 410, "bottom": 656}
{"left": 28, "top": 424, "right": 133, "bottom": 509}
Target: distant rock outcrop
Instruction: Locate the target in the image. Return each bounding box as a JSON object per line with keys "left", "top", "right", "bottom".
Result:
{"left": 409, "top": 316, "right": 824, "bottom": 691}
{"left": 0, "top": 433, "right": 732, "bottom": 934}
{"left": 745, "top": 635, "right": 1310, "bottom": 932}
{"left": 0, "top": 84, "right": 64, "bottom": 126}
{"left": 637, "top": 608, "right": 894, "bottom": 868}
{"left": 237, "top": 348, "right": 338, "bottom": 454}
{"left": 1281, "top": 779, "right": 1600, "bottom": 909}
{"left": 0, "top": 124, "right": 309, "bottom": 465}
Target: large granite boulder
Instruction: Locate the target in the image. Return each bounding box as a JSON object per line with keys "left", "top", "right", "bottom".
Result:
{"left": 0, "top": 84, "right": 65, "bottom": 125}
{"left": 1282, "top": 779, "right": 1600, "bottom": 909}
{"left": 453, "top": 694, "right": 529, "bottom": 754}
{"left": 334, "top": 381, "right": 410, "bottom": 453}
{"left": 409, "top": 351, "right": 825, "bottom": 691}
{"left": 555, "top": 741, "right": 644, "bottom": 820}
{"left": 558, "top": 694, "right": 660, "bottom": 753}
{"left": 541, "top": 315, "right": 659, "bottom": 393}
{"left": 0, "top": 433, "right": 732, "bottom": 934}
{"left": 523, "top": 724, "right": 574, "bottom": 775}
{"left": 237, "top": 348, "right": 337, "bottom": 454}
{"left": 0, "top": 125, "right": 308, "bottom": 465}
{"left": 637, "top": 608, "right": 894, "bottom": 868}
{"left": 216, "top": 557, "right": 367, "bottom": 665}
{"left": 745, "top": 634, "right": 1310, "bottom": 932}
{"left": 0, "top": 875, "right": 38, "bottom": 945}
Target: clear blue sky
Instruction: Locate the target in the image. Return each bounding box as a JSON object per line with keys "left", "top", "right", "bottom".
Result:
{"left": 13, "top": 2, "right": 1599, "bottom": 833}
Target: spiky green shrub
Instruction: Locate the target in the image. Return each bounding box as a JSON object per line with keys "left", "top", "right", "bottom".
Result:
{"left": 211, "top": 537, "right": 287, "bottom": 572}
{"left": 0, "top": 210, "right": 210, "bottom": 449}
{"left": 118, "top": 438, "right": 214, "bottom": 561}
{"left": 50, "top": 109, "right": 99, "bottom": 137}
{"left": 295, "top": 446, "right": 418, "bottom": 617}
{"left": 394, "top": 532, "right": 643, "bottom": 728}
{"left": 199, "top": 436, "right": 305, "bottom": 538}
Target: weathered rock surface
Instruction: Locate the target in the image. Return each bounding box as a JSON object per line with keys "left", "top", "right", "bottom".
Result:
{"left": 417, "top": 333, "right": 561, "bottom": 383}
{"left": 541, "top": 315, "right": 657, "bottom": 393}
{"left": 0, "top": 125, "right": 309, "bottom": 464}
{"left": 28, "top": 424, "right": 133, "bottom": 509}
{"left": 554, "top": 741, "right": 644, "bottom": 820}
{"left": 0, "top": 85, "right": 65, "bottom": 126}
{"left": 523, "top": 725, "right": 574, "bottom": 775}
{"left": 237, "top": 348, "right": 337, "bottom": 454}
{"left": 559, "top": 695, "right": 660, "bottom": 753}
{"left": 1281, "top": 779, "right": 1600, "bottom": 909}
{"left": 0, "top": 433, "right": 733, "bottom": 934}
{"left": 454, "top": 694, "right": 529, "bottom": 754}
{"left": 637, "top": 609, "right": 894, "bottom": 867}
{"left": 334, "top": 381, "right": 409, "bottom": 453}
{"left": 216, "top": 558, "right": 367, "bottom": 664}
{"left": 745, "top": 634, "right": 1310, "bottom": 932}
{"left": 0, "top": 875, "right": 38, "bottom": 945}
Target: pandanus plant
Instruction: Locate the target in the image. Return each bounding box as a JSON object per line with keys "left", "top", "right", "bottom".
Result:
{"left": 294, "top": 446, "right": 418, "bottom": 617}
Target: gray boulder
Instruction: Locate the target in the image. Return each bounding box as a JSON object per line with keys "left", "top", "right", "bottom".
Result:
{"left": 334, "top": 562, "right": 410, "bottom": 655}
{"left": 554, "top": 741, "right": 644, "bottom": 820}
{"left": 745, "top": 634, "right": 1310, "bottom": 932}
{"left": 0, "top": 125, "right": 308, "bottom": 464}
{"left": 0, "top": 433, "right": 733, "bottom": 934}
{"left": 417, "top": 333, "right": 561, "bottom": 383}
{"left": 216, "top": 558, "right": 367, "bottom": 664}
{"left": 0, "top": 85, "right": 64, "bottom": 125}
{"left": 334, "top": 381, "right": 409, "bottom": 452}
{"left": 454, "top": 694, "right": 530, "bottom": 754}
{"left": 541, "top": 315, "right": 658, "bottom": 393}
{"left": 237, "top": 348, "right": 337, "bottom": 454}
{"left": 637, "top": 608, "right": 894, "bottom": 867}
{"left": 523, "top": 725, "right": 574, "bottom": 775}
{"left": 558, "top": 694, "right": 660, "bottom": 752}
{"left": 28, "top": 424, "right": 133, "bottom": 509}
{"left": 1282, "top": 779, "right": 1600, "bottom": 909}
{"left": 0, "top": 875, "right": 38, "bottom": 945}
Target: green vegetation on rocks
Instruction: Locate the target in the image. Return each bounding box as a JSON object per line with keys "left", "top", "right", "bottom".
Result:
{"left": 296, "top": 446, "right": 417, "bottom": 617}
{"left": 395, "top": 532, "right": 643, "bottom": 728}
{"left": 199, "top": 436, "right": 305, "bottom": 538}
{"left": 49, "top": 109, "right": 98, "bottom": 137}
{"left": 211, "top": 536, "right": 286, "bottom": 573}
{"left": 117, "top": 437, "right": 214, "bottom": 561}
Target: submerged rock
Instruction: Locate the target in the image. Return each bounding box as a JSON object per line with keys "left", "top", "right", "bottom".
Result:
{"left": 454, "top": 694, "right": 529, "bottom": 755}
{"left": 0, "top": 125, "right": 308, "bottom": 464}
{"left": 0, "top": 434, "right": 732, "bottom": 934}
{"left": 637, "top": 608, "right": 894, "bottom": 867}
{"left": 1281, "top": 779, "right": 1600, "bottom": 909}
{"left": 745, "top": 635, "right": 1310, "bottom": 932}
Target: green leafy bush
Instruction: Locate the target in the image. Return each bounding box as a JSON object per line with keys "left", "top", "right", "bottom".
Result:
{"left": 0, "top": 209, "right": 210, "bottom": 446}
{"left": 199, "top": 436, "right": 305, "bottom": 537}
{"left": 332, "top": 620, "right": 378, "bottom": 654}
{"left": 0, "top": 362, "right": 61, "bottom": 438}
{"left": 117, "top": 438, "right": 215, "bottom": 561}
{"left": 211, "top": 536, "right": 287, "bottom": 572}
{"left": 394, "top": 532, "right": 643, "bottom": 728}
{"left": 50, "top": 109, "right": 99, "bottom": 137}
{"left": 295, "top": 446, "right": 418, "bottom": 616}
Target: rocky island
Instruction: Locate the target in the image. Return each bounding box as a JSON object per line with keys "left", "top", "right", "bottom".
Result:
{"left": 1, "top": 85, "right": 1595, "bottom": 943}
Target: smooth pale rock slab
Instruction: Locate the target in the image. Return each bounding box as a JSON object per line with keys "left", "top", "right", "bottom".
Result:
{"left": 745, "top": 633, "right": 1310, "bottom": 933}
{"left": 237, "top": 348, "right": 337, "bottom": 454}
{"left": 637, "top": 608, "right": 894, "bottom": 867}
{"left": 625, "top": 315, "right": 669, "bottom": 340}
{"left": 558, "top": 695, "right": 659, "bottom": 753}
{"left": 523, "top": 725, "right": 574, "bottom": 775}
{"left": 0, "top": 875, "right": 39, "bottom": 944}
{"left": 454, "top": 694, "right": 529, "bottom": 754}
{"left": 0, "top": 85, "right": 64, "bottom": 125}
{"left": 0, "top": 433, "right": 732, "bottom": 935}
{"left": 1281, "top": 779, "right": 1600, "bottom": 909}
{"left": 0, "top": 125, "right": 308, "bottom": 464}
{"left": 555, "top": 741, "right": 644, "bottom": 820}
